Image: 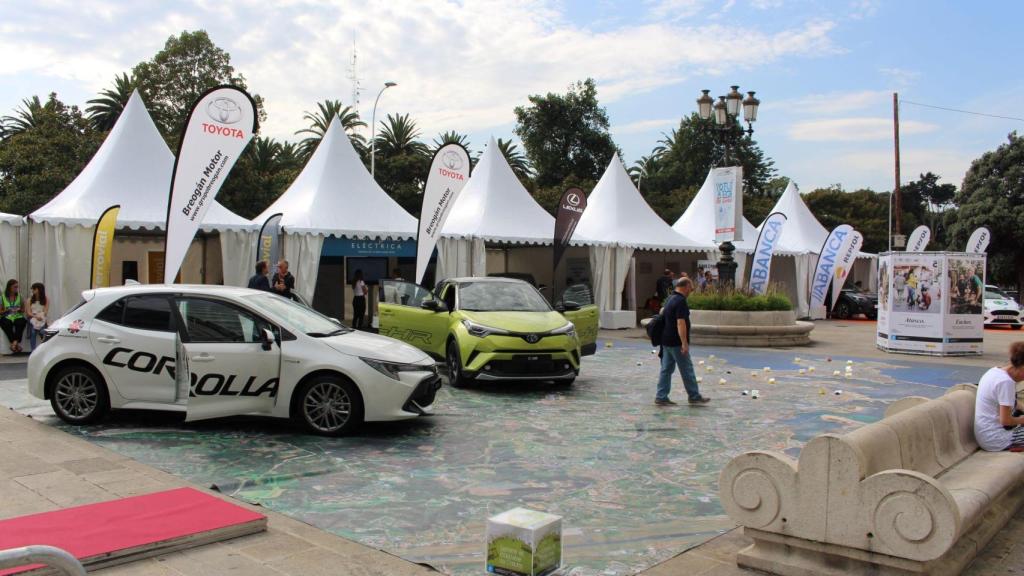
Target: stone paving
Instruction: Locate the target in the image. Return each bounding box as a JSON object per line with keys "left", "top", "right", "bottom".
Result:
{"left": 0, "top": 321, "right": 1021, "bottom": 575}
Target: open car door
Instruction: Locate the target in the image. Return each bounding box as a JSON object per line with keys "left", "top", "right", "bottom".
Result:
{"left": 378, "top": 280, "right": 450, "bottom": 359}
{"left": 176, "top": 296, "right": 281, "bottom": 422}
{"left": 558, "top": 283, "right": 599, "bottom": 356}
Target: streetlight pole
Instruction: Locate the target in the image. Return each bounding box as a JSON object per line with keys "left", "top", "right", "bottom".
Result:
{"left": 370, "top": 81, "right": 397, "bottom": 178}
{"left": 695, "top": 86, "right": 760, "bottom": 287}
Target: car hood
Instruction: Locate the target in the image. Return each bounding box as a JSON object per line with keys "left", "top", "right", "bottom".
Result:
{"left": 322, "top": 330, "right": 432, "bottom": 364}
{"left": 459, "top": 310, "right": 569, "bottom": 333}
{"left": 985, "top": 299, "right": 1018, "bottom": 310}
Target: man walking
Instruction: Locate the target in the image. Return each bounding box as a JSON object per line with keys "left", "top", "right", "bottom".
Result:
{"left": 656, "top": 277, "right": 710, "bottom": 406}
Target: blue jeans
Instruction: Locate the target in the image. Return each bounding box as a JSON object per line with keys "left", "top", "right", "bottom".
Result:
{"left": 657, "top": 345, "right": 701, "bottom": 401}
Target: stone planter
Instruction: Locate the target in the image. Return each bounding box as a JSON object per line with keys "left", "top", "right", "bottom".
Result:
{"left": 689, "top": 309, "right": 813, "bottom": 347}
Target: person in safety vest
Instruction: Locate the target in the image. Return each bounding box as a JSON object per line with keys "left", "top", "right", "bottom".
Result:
{"left": 1, "top": 279, "right": 26, "bottom": 353}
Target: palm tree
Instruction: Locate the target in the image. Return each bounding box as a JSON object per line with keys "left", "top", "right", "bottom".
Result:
{"left": 432, "top": 130, "right": 471, "bottom": 151}
{"left": 496, "top": 138, "right": 533, "bottom": 180}
{"left": 374, "top": 113, "right": 429, "bottom": 157}
{"left": 295, "top": 99, "right": 366, "bottom": 159}
{"left": 1, "top": 95, "right": 46, "bottom": 136}
{"left": 86, "top": 72, "right": 135, "bottom": 132}
{"left": 628, "top": 151, "right": 663, "bottom": 191}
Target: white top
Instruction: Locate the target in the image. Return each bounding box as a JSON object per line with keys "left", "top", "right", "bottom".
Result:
{"left": 353, "top": 280, "right": 366, "bottom": 297}
{"left": 255, "top": 117, "right": 416, "bottom": 239}
{"left": 574, "top": 154, "right": 705, "bottom": 251}
{"left": 974, "top": 367, "right": 1017, "bottom": 451}
{"left": 30, "top": 90, "right": 252, "bottom": 231}
{"left": 672, "top": 168, "right": 761, "bottom": 252}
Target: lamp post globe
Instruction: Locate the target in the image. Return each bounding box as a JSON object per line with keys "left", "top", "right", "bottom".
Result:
{"left": 370, "top": 81, "right": 397, "bottom": 178}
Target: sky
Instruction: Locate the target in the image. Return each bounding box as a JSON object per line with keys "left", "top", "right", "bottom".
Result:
{"left": 2, "top": 0, "right": 1023, "bottom": 193}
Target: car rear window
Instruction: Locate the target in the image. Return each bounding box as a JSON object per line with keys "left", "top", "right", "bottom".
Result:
{"left": 123, "top": 296, "right": 174, "bottom": 332}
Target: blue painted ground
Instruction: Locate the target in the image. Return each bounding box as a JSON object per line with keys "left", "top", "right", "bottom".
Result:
{"left": 0, "top": 340, "right": 986, "bottom": 575}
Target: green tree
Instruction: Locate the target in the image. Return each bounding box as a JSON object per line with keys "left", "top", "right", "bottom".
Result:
{"left": 803, "top": 185, "right": 892, "bottom": 254}
{"left": 496, "top": 137, "right": 534, "bottom": 183}
{"left": 513, "top": 78, "right": 619, "bottom": 188}
{"left": 372, "top": 113, "right": 430, "bottom": 215}
{"left": 132, "top": 30, "right": 266, "bottom": 140}
{"left": 86, "top": 72, "right": 136, "bottom": 132}
{"left": 0, "top": 93, "right": 103, "bottom": 214}
{"left": 295, "top": 99, "right": 365, "bottom": 160}
{"left": 947, "top": 132, "right": 1024, "bottom": 291}
{"left": 218, "top": 136, "right": 301, "bottom": 219}
{"left": 899, "top": 172, "right": 956, "bottom": 246}
{"left": 1, "top": 96, "right": 46, "bottom": 136}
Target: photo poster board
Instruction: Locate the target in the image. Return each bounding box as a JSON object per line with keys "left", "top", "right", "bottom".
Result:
{"left": 876, "top": 252, "right": 984, "bottom": 356}
{"left": 697, "top": 260, "right": 718, "bottom": 281}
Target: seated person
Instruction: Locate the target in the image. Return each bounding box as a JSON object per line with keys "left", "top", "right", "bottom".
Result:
{"left": 975, "top": 342, "right": 1024, "bottom": 451}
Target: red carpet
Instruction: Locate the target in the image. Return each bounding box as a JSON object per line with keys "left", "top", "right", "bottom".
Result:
{"left": 0, "top": 487, "right": 266, "bottom": 574}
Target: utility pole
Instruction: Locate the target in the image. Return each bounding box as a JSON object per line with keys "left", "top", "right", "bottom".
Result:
{"left": 893, "top": 92, "right": 903, "bottom": 247}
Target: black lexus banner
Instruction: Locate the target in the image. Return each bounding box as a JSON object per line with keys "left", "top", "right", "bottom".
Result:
{"left": 553, "top": 187, "right": 587, "bottom": 274}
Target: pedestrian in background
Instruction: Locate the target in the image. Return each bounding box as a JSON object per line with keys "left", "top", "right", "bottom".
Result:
{"left": 273, "top": 259, "right": 296, "bottom": 300}
{"left": 0, "top": 279, "right": 26, "bottom": 353}
{"left": 655, "top": 277, "right": 710, "bottom": 406}
{"left": 352, "top": 269, "right": 367, "bottom": 329}
{"left": 247, "top": 261, "right": 271, "bottom": 292}
{"left": 656, "top": 269, "right": 674, "bottom": 302}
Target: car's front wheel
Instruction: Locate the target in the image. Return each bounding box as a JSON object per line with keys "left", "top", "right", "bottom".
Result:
{"left": 834, "top": 302, "right": 851, "bottom": 320}
{"left": 446, "top": 340, "right": 469, "bottom": 388}
{"left": 294, "top": 375, "right": 363, "bottom": 436}
{"left": 50, "top": 364, "right": 109, "bottom": 425}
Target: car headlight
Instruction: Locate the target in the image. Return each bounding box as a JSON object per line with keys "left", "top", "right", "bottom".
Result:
{"left": 550, "top": 322, "right": 576, "bottom": 338}
{"left": 461, "top": 319, "right": 510, "bottom": 338}
{"left": 361, "top": 357, "right": 433, "bottom": 381}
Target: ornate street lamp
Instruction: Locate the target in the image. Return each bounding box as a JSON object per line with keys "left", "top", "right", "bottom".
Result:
{"left": 695, "top": 85, "right": 761, "bottom": 287}
{"left": 370, "top": 81, "right": 397, "bottom": 178}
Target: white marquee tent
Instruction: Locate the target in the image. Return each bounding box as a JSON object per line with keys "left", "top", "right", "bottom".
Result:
{"left": 0, "top": 213, "right": 24, "bottom": 287}
{"left": 438, "top": 137, "right": 563, "bottom": 280}
{"left": 575, "top": 154, "right": 707, "bottom": 324}
{"left": 254, "top": 116, "right": 417, "bottom": 303}
{"left": 760, "top": 181, "right": 877, "bottom": 318}
{"left": 29, "top": 90, "right": 255, "bottom": 315}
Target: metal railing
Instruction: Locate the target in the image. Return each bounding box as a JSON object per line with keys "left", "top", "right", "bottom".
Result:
{"left": 0, "top": 545, "right": 86, "bottom": 576}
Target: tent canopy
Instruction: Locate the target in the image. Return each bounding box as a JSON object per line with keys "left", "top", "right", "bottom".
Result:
{"left": 760, "top": 181, "right": 829, "bottom": 254}
{"left": 672, "top": 168, "right": 762, "bottom": 252}
{"left": 575, "top": 154, "right": 704, "bottom": 251}
{"left": 30, "top": 90, "right": 251, "bottom": 231}
{"left": 255, "top": 117, "right": 416, "bottom": 239}
{"left": 0, "top": 213, "right": 23, "bottom": 225}
{"left": 441, "top": 137, "right": 558, "bottom": 244}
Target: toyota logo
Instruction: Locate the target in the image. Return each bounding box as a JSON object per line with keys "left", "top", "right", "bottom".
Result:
{"left": 207, "top": 96, "right": 242, "bottom": 125}
{"left": 566, "top": 192, "right": 581, "bottom": 207}
{"left": 524, "top": 334, "right": 540, "bottom": 344}
{"left": 442, "top": 150, "right": 464, "bottom": 171}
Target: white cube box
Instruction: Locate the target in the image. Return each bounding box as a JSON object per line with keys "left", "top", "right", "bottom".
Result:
{"left": 486, "top": 507, "right": 562, "bottom": 576}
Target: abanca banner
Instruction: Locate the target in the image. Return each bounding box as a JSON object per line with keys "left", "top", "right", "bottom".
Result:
{"left": 747, "top": 212, "right": 787, "bottom": 295}
{"left": 809, "top": 224, "right": 855, "bottom": 311}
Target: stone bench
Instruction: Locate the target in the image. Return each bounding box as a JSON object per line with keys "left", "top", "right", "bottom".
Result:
{"left": 719, "top": 385, "right": 1024, "bottom": 575}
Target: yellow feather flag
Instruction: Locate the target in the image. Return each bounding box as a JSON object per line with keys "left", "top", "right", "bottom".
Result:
{"left": 91, "top": 205, "right": 120, "bottom": 289}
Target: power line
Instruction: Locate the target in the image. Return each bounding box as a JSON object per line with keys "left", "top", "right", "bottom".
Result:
{"left": 899, "top": 99, "right": 1024, "bottom": 123}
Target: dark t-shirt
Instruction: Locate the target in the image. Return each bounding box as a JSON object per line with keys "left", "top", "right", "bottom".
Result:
{"left": 656, "top": 276, "right": 673, "bottom": 299}
{"left": 272, "top": 271, "right": 296, "bottom": 299}
{"left": 247, "top": 274, "right": 270, "bottom": 291}
{"left": 661, "top": 292, "right": 691, "bottom": 347}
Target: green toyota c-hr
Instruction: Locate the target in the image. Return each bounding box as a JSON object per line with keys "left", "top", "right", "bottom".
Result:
{"left": 379, "top": 277, "right": 598, "bottom": 387}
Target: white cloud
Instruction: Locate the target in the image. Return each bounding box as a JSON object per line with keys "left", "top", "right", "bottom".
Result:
{"left": 880, "top": 67, "right": 921, "bottom": 87}
{"left": 0, "top": 1, "right": 841, "bottom": 144}
{"left": 771, "top": 90, "right": 889, "bottom": 115}
{"left": 788, "top": 117, "right": 937, "bottom": 141}
{"left": 837, "top": 148, "right": 970, "bottom": 186}
{"left": 611, "top": 118, "right": 677, "bottom": 135}
{"left": 848, "top": 0, "right": 880, "bottom": 19}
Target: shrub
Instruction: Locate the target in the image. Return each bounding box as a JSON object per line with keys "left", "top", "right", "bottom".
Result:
{"left": 686, "top": 285, "right": 792, "bottom": 311}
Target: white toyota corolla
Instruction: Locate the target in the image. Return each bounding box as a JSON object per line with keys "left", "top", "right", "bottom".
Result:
{"left": 28, "top": 285, "right": 441, "bottom": 436}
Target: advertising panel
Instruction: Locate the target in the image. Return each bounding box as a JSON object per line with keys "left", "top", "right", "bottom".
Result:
{"left": 712, "top": 166, "right": 743, "bottom": 243}
{"left": 877, "top": 252, "right": 984, "bottom": 356}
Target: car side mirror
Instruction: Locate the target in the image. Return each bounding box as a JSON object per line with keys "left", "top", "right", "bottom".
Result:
{"left": 261, "top": 328, "right": 275, "bottom": 351}
{"left": 558, "top": 302, "right": 581, "bottom": 312}
{"left": 329, "top": 317, "right": 342, "bottom": 326}
{"left": 420, "top": 299, "right": 445, "bottom": 312}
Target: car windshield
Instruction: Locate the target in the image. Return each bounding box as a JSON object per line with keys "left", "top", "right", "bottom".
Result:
{"left": 458, "top": 281, "right": 551, "bottom": 312}
{"left": 985, "top": 290, "right": 1007, "bottom": 300}
{"left": 245, "top": 293, "right": 350, "bottom": 336}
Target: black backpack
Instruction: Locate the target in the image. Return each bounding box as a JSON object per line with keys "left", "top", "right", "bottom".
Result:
{"left": 646, "top": 312, "right": 666, "bottom": 347}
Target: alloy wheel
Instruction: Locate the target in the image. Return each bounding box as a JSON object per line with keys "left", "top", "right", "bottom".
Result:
{"left": 302, "top": 380, "right": 352, "bottom": 433}
{"left": 54, "top": 371, "right": 99, "bottom": 419}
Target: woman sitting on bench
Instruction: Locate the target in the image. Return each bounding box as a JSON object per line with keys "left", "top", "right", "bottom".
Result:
{"left": 975, "top": 341, "right": 1024, "bottom": 451}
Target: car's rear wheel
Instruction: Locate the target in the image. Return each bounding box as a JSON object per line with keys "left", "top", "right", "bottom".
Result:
{"left": 50, "top": 364, "right": 109, "bottom": 425}
{"left": 294, "top": 375, "right": 363, "bottom": 436}
{"left": 446, "top": 340, "right": 469, "bottom": 388}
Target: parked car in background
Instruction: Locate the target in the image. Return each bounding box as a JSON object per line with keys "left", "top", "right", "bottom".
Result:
{"left": 983, "top": 286, "right": 1023, "bottom": 329}
{"left": 833, "top": 288, "right": 878, "bottom": 320}
{"left": 379, "top": 277, "right": 598, "bottom": 387}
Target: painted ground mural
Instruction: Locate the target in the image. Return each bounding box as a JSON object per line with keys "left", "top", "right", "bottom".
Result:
{"left": 0, "top": 340, "right": 985, "bottom": 575}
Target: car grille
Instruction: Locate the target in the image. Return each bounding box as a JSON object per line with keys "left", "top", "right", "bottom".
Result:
{"left": 482, "top": 355, "right": 575, "bottom": 377}
{"left": 403, "top": 375, "right": 442, "bottom": 414}
{"left": 992, "top": 310, "right": 1020, "bottom": 316}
